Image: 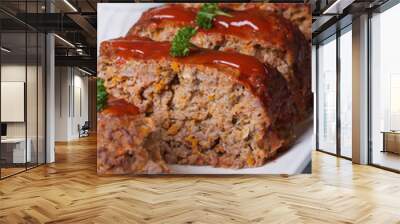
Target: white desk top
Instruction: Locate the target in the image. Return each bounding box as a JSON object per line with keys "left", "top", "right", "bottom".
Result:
{"left": 1, "top": 138, "right": 27, "bottom": 143}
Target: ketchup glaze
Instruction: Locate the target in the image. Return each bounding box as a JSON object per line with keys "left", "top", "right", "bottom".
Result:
{"left": 131, "top": 4, "right": 295, "bottom": 47}
{"left": 100, "top": 38, "right": 288, "bottom": 111}
{"left": 102, "top": 96, "right": 140, "bottom": 116}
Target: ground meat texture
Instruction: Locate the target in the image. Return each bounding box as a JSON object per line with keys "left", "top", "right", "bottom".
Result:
{"left": 98, "top": 38, "right": 296, "bottom": 168}
{"left": 127, "top": 4, "right": 312, "bottom": 121}
{"left": 97, "top": 97, "right": 169, "bottom": 174}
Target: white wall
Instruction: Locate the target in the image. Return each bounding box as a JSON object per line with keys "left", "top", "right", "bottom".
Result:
{"left": 1, "top": 65, "right": 39, "bottom": 138}
{"left": 72, "top": 73, "right": 89, "bottom": 138}
{"left": 54, "top": 67, "right": 89, "bottom": 141}
{"left": 1, "top": 63, "right": 46, "bottom": 164}
{"left": 1, "top": 65, "right": 26, "bottom": 138}
{"left": 55, "top": 67, "right": 69, "bottom": 141}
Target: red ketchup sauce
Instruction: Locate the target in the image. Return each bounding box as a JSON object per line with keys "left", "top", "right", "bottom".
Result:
{"left": 100, "top": 38, "right": 282, "bottom": 110}
{"left": 102, "top": 96, "right": 140, "bottom": 116}
{"left": 136, "top": 4, "right": 196, "bottom": 25}
{"left": 100, "top": 38, "right": 269, "bottom": 88}
{"left": 131, "top": 4, "right": 292, "bottom": 47}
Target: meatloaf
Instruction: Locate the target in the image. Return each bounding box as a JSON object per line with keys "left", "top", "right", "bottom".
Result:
{"left": 127, "top": 4, "right": 312, "bottom": 121}
{"left": 227, "top": 3, "right": 311, "bottom": 41}
{"left": 180, "top": 3, "right": 312, "bottom": 41}
{"left": 98, "top": 38, "right": 296, "bottom": 168}
{"left": 97, "top": 96, "right": 169, "bottom": 174}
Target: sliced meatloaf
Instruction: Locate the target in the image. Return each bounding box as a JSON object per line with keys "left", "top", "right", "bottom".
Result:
{"left": 226, "top": 3, "right": 311, "bottom": 41}
{"left": 98, "top": 38, "right": 296, "bottom": 168}
{"left": 97, "top": 96, "right": 169, "bottom": 174}
{"left": 180, "top": 3, "right": 312, "bottom": 41}
{"left": 127, "top": 4, "right": 311, "bottom": 121}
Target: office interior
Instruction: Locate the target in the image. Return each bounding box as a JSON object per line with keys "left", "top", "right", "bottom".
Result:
{"left": 0, "top": 0, "right": 400, "bottom": 222}
{"left": 0, "top": 0, "right": 97, "bottom": 179}
{"left": 314, "top": 0, "right": 400, "bottom": 172}
{"left": 0, "top": 0, "right": 398, "bottom": 177}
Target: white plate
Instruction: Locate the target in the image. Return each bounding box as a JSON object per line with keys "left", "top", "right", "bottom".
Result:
{"left": 97, "top": 3, "right": 164, "bottom": 54}
{"left": 97, "top": 3, "right": 313, "bottom": 174}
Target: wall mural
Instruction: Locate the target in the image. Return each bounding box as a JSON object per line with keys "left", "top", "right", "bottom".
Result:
{"left": 96, "top": 3, "right": 312, "bottom": 175}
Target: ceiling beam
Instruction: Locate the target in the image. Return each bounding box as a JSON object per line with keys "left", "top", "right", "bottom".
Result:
{"left": 323, "top": 0, "right": 356, "bottom": 14}
{"left": 13, "top": 13, "right": 82, "bottom": 32}
{"left": 55, "top": 55, "right": 96, "bottom": 71}
{"left": 67, "top": 14, "right": 96, "bottom": 39}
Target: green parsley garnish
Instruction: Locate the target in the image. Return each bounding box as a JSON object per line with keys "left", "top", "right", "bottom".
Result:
{"left": 169, "top": 4, "right": 232, "bottom": 57}
{"left": 97, "top": 78, "right": 108, "bottom": 112}
{"left": 170, "top": 26, "right": 198, "bottom": 57}
{"left": 196, "top": 3, "right": 232, "bottom": 29}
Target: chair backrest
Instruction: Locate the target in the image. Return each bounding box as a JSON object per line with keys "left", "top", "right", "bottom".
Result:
{"left": 82, "top": 121, "right": 90, "bottom": 129}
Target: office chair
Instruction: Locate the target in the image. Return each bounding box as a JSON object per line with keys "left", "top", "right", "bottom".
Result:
{"left": 79, "top": 121, "right": 90, "bottom": 138}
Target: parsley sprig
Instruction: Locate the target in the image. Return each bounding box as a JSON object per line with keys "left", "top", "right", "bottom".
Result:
{"left": 97, "top": 78, "right": 108, "bottom": 112}
{"left": 170, "top": 3, "right": 231, "bottom": 57}
{"left": 170, "top": 26, "right": 198, "bottom": 57}
{"left": 196, "top": 3, "right": 232, "bottom": 29}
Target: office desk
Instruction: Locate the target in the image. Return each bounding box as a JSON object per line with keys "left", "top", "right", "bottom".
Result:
{"left": 1, "top": 138, "right": 31, "bottom": 163}
{"left": 381, "top": 131, "right": 400, "bottom": 155}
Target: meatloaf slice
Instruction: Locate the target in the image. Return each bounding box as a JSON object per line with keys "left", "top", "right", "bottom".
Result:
{"left": 227, "top": 3, "right": 311, "bottom": 41}
{"left": 98, "top": 38, "right": 296, "bottom": 168}
{"left": 180, "top": 3, "right": 312, "bottom": 41}
{"left": 127, "top": 4, "right": 311, "bottom": 121}
{"left": 97, "top": 96, "right": 169, "bottom": 174}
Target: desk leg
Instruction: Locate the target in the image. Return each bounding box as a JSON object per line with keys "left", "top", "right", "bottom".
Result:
{"left": 382, "top": 133, "right": 386, "bottom": 153}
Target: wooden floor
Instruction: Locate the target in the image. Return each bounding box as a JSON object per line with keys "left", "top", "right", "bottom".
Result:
{"left": 0, "top": 167, "right": 26, "bottom": 178}
{"left": 0, "top": 136, "right": 400, "bottom": 224}
{"left": 373, "top": 150, "right": 400, "bottom": 171}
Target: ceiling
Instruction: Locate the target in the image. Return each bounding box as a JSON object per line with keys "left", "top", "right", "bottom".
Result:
{"left": 0, "top": 0, "right": 394, "bottom": 72}
{"left": 311, "top": 0, "right": 391, "bottom": 43}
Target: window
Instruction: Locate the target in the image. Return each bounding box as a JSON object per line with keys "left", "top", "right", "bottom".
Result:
{"left": 0, "top": 1, "right": 46, "bottom": 179}
{"left": 339, "top": 27, "right": 352, "bottom": 158}
{"left": 316, "top": 26, "right": 353, "bottom": 159}
{"left": 370, "top": 3, "right": 400, "bottom": 171}
{"left": 317, "top": 35, "right": 337, "bottom": 154}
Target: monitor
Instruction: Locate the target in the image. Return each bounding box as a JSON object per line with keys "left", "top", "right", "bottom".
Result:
{"left": 1, "top": 123, "right": 7, "bottom": 137}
